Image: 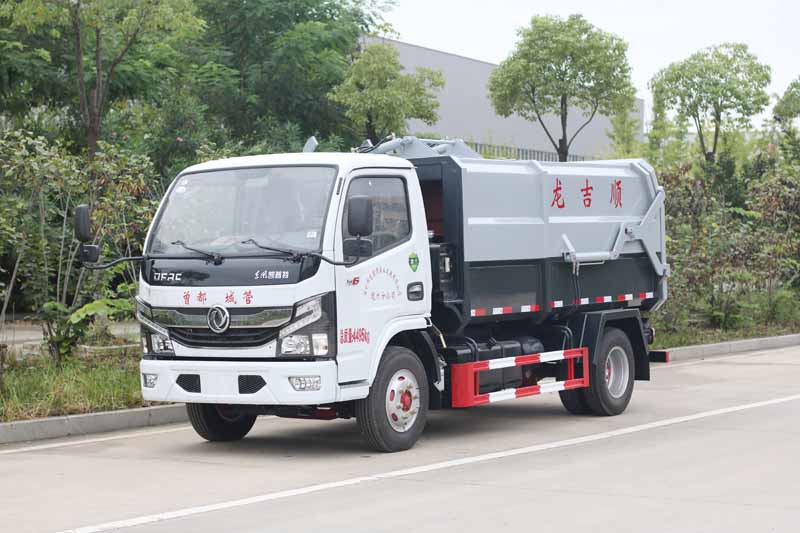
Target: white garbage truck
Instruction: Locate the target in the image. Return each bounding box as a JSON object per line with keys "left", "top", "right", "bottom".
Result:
{"left": 75, "top": 136, "right": 668, "bottom": 452}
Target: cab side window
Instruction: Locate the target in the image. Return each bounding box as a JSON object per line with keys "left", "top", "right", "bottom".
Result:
{"left": 343, "top": 177, "right": 410, "bottom": 258}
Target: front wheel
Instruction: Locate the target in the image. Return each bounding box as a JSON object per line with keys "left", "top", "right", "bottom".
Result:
{"left": 186, "top": 403, "right": 257, "bottom": 442}
{"left": 355, "top": 346, "right": 429, "bottom": 452}
{"left": 583, "top": 327, "right": 635, "bottom": 416}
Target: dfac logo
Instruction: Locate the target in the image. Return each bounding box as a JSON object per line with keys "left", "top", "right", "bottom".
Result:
{"left": 207, "top": 305, "right": 231, "bottom": 334}
{"left": 153, "top": 271, "right": 182, "bottom": 282}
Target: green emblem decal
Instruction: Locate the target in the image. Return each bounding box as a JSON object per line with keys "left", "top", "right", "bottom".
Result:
{"left": 408, "top": 252, "right": 419, "bottom": 272}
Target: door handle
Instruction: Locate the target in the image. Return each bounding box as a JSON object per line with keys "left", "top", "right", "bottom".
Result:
{"left": 407, "top": 282, "right": 424, "bottom": 301}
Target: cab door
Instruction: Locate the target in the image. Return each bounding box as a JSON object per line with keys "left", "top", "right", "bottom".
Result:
{"left": 334, "top": 168, "right": 430, "bottom": 384}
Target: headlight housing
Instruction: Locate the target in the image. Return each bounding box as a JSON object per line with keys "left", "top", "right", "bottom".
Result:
{"left": 278, "top": 293, "right": 336, "bottom": 357}
{"left": 137, "top": 297, "right": 174, "bottom": 355}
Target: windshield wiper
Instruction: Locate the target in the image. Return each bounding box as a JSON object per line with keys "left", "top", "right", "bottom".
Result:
{"left": 240, "top": 239, "right": 305, "bottom": 263}
{"left": 171, "top": 240, "right": 224, "bottom": 265}
{"left": 241, "top": 238, "right": 359, "bottom": 266}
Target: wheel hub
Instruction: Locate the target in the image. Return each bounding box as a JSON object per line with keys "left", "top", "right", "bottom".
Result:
{"left": 385, "top": 369, "right": 421, "bottom": 432}
{"left": 605, "top": 346, "right": 630, "bottom": 399}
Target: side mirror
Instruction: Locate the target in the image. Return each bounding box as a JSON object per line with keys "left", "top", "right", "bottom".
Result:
{"left": 343, "top": 238, "right": 373, "bottom": 258}
{"left": 75, "top": 204, "right": 92, "bottom": 243}
{"left": 79, "top": 244, "right": 100, "bottom": 264}
{"left": 347, "top": 195, "right": 373, "bottom": 237}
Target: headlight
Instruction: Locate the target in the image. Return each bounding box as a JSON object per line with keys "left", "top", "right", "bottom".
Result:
{"left": 281, "top": 334, "right": 311, "bottom": 355}
{"left": 278, "top": 293, "right": 336, "bottom": 357}
{"left": 141, "top": 326, "right": 174, "bottom": 355}
{"left": 150, "top": 332, "right": 174, "bottom": 353}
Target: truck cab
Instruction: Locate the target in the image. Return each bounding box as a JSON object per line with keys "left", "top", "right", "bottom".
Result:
{"left": 135, "top": 152, "right": 431, "bottom": 406}
{"left": 76, "top": 138, "right": 667, "bottom": 452}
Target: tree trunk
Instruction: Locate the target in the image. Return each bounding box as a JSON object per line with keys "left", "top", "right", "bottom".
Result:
{"left": 87, "top": 114, "right": 100, "bottom": 159}
{"left": 557, "top": 139, "right": 568, "bottom": 162}
{"left": 365, "top": 114, "right": 378, "bottom": 145}
{"left": 0, "top": 244, "right": 26, "bottom": 338}
{"left": 558, "top": 95, "right": 569, "bottom": 162}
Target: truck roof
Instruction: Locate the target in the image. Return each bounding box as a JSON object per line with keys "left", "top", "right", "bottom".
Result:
{"left": 178, "top": 152, "right": 413, "bottom": 176}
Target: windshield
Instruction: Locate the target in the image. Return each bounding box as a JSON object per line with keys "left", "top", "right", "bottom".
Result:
{"left": 148, "top": 166, "right": 337, "bottom": 257}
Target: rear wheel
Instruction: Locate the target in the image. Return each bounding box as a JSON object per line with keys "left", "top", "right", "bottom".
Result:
{"left": 186, "top": 403, "right": 257, "bottom": 442}
{"left": 559, "top": 386, "right": 592, "bottom": 415}
{"left": 584, "top": 327, "right": 635, "bottom": 416}
{"left": 557, "top": 350, "right": 592, "bottom": 414}
{"left": 355, "top": 346, "right": 429, "bottom": 452}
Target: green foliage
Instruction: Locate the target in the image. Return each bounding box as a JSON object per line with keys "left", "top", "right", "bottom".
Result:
{"left": 0, "top": 130, "right": 158, "bottom": 360}
{"left": 37, "top": 297, "right": 132, "bottom": 365}
{"left": 774, "top": 77, "right": 800, "bottom": 123}
{"left": 69, "top": 298, "right": 134, "bottom": 325}
{"left": 2, "top": 0, "right": 204, "bottom": 155}
{"left": 607, "top": 99, "right": 643, "bottom": 158}
{"left": 329, "top": 42, "right": 444, "bottom": 143}
{"left": 38, "top": 301, "right": 86, "bottom": 364}
{"left": 651, "top": 117, "right": 800, "bottom": 335}
{"left": 489, "top": 14, "right": 634, "bottom": 161}
{"left": 194, "top": 0, "right": 384, "bottom": 138}
{"left": 649, "top": 43, "right": 770, "bottom": 161}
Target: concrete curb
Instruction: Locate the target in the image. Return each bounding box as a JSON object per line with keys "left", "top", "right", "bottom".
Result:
{"left": 658, "top": 333, "right": 800, "bottom": 362}
{"left": 0, "top": 404, "right": 187, "bottom": 445}
{"left": 1, "top": 333, "right": 798, "bottom": 446}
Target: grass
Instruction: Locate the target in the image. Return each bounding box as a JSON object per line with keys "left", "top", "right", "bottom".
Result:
{"left": 0, "top": 355, "right": 147, "bottom": 423}
{"left": 651, "top": 324, "right": 797, "bottom": 350}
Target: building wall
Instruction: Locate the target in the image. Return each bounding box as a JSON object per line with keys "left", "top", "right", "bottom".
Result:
{"left": 368, "top": 37, "right": 644, "bottom": 159}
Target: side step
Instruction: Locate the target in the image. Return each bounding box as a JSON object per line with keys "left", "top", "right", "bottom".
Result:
{"left": 449, "top": 347, "right": 590, "bottom": 408}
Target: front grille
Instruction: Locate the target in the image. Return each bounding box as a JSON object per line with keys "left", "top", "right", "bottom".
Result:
{"left": 176, "top": 374, "right": 201, "bottom": 393}
{"left": 170, "top": 327, "right": 277, "bottom": 348}
{"left": 238, "top": 375, "right": 267, "bottom": 394}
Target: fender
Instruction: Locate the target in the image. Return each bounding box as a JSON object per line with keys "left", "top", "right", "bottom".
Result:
{"left": 568, "top": 309, "right": 650, "bottom": 381}
{"left": 366, "top": 315, "right": 429, "bottom": 384}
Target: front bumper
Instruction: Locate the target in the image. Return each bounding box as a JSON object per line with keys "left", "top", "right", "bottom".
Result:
{"left": 140, "top": 358, "right": 339, "bottom": 405}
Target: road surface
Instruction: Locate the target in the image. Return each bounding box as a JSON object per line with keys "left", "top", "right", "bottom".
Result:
{"left": 2, "top": 345, "right": 799, "bottom": 533}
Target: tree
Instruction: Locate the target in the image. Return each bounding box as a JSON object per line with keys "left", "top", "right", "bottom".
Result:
{"left": 195, "top": 0, "right": 382, "bottom": 138}
{"left": 774, "top": 77, "right": 800, "bottom": 125}
{"left": 488, "top": 15, "right": 634, "bottom": 162}
{"left": 2, "top": 0, "right": 202, "bottom": 157}
{"left": 649, "top": 43, "right": 770, "bottom": 162}
{"left": 608, "top": 97, "right": 642, "bottom": 158}
{"left": 329, "top": 42, "right": 444, "bottom": 144}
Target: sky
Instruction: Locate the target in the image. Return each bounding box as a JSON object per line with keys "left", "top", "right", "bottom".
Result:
{"left": 384, "top": 0, "right": 799, "bottom": 125}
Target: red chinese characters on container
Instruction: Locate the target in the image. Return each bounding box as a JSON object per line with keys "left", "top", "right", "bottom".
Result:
{"left": 196, "top": 291, "right": 207, "bottom": 304}
{"left": 225, "top": 291, "right": 237, "bottom": 305}
{"left": 581, "top": 178, "right": 593, "bottom": 207}
{"left": 610, "top": 179, "right": 623, "bottom": 208}
{"left": 339, "top": 327, "right": 370, "bottom": 344}
{"left": 183, "top": 291, "right": 191, "bottom": 305}
{"left": 243, "top": 290, "right": 253, "bottom": 305}
{"left": 550, "top": 178, "right": 565, "bottom": 209}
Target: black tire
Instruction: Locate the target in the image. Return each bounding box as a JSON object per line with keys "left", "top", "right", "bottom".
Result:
{"left": 557, "top": 355, "right": 592, "bottom": 414}
{"left": 559, "top": 388, "right": 592, "bottom": 414}
{"left": 186, "top": 403, "right": 257, "bottom": 442}
{"left": 355, "top": 346, "right": 429, "bottom": 452}
{"left": 584, "top": 327, "right": 635, "bottom": 416}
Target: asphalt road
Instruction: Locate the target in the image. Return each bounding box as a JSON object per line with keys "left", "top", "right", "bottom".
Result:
{"left": 2, "top": 346, "right": 799, "bottom": 533}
